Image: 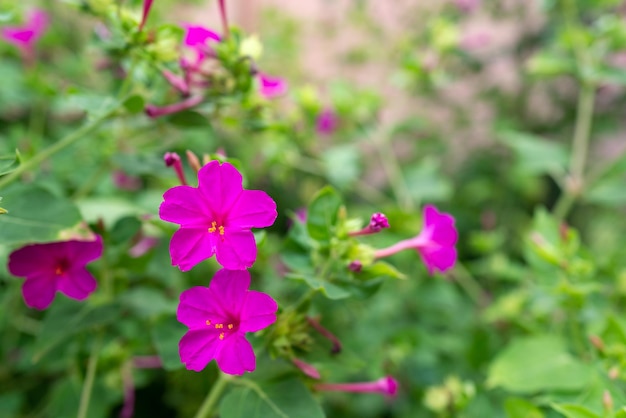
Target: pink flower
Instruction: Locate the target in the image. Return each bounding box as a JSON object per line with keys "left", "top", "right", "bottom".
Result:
{"left": 1, "top": 9, "right": 48, "bottom": 64}
{"left": 7, "top": 236, "right": 103, "bottom": 310}
{"left": 316, "top": 108, "right": 339, "bottom": 135}
{"left": 139, "top": 0, "right": 154, "bottom": 31}
{"left": 159, "top": 160, "right": 277, "bottom": 271}
{"left": 454, "top": 0, "right": 480, "bottom": 13}
{"left": 374, "top": 205, "right": 457, "bottom": 274}
{"left": 258, "top": 72, "right": 288, "bottom": 98}
{"left": 182, "top": 25, "right": 221, "bottom": 69}
{"left": 112, "top": 170, "right": 142, "bottom": 191}
{"left": 177, "top": 268, "right": 278, "bottom": 374}
{"left": 314, "top": 376, "right": 399, "bottom": 397}
{"left": 292, "top": 358, "right": 321, "bottom": 379}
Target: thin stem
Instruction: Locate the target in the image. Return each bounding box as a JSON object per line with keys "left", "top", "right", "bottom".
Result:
{"left": 77, "top": 336, "right": 102, "bottom": 418}
{"left": 218, "top": 0, "right": 229, "bottom": 38}
{"left": 193, "top": 372, "right": 231, "bottom": 418}
{"left": 570, "top": 82, "right": 596, "bottom": 181}
{"left": 450, "top": 262, "right": 488, "bottom": 307}
{"left": 0, "top": 103, "right": 123, "bottom": 190}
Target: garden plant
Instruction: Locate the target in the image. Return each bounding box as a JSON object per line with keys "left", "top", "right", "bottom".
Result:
{"left": 1, "top": 0, "right": 626, "bottom": 417}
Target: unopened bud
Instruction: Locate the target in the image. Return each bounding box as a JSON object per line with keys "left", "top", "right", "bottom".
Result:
{"left": 589, "top": 335, "right": 604, "bottom": 352}
{"left": 609, "top": 366, "right": 619, "bottom": 380}
{"left": 603, "top": 390, "right": 613, "bottom": 412}
{"left": 186, "top": 150, "right": 202, "bottom": 173}
{"left": 348, "top": 260, "right": 363, "bottom": 273}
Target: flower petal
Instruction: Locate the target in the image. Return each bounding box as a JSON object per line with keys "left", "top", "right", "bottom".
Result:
{"left": 215, "top": 229, "right": 257, "bottom": 270}
{"left": 208, "top": 269, "right": 250, "bottom": 316}
{"left": 215, "top": 334, "right": 256, "bottom": 375}
{"left": 179, "top": 328, "right": 220, "bottom": 372}
{"left": 419, "top": 247, "right": 457, "bottom": 275}
{"left": 57, "top": 268, "right": 97, "bottom": 300}
{"left": 22, "top": 274, "right": 57, "bottom": 310}
{"left": 160, "top": 185, "right": 210, "bottom": 227}
{"left": 66, "top": 236, "right": 103, "bottom": 265}
{"left": 170, "top": 228, "right": 216, "bottom": 271}
{"left": 424, "top": 205, "right": 457, "bottom": 247}
{"left": 227, "top": 190, "right": 277, "bottom": 229}
{"left": 8, "top": 243, "right": 57, "bottom": 277}
{"left": 197, "top": 162, "right": 243, "bottom": 217}
{"left": 178, "top": 286, "right": 231, "bottom": 329}
{"left": 240, "top": 291, "right": 277, "bottom": 332}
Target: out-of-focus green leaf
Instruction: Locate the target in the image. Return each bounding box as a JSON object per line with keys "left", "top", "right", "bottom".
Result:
{"left": 167, "top": 110, "right": 211, "bottom": 128}
{"left": 120, "top": 288, "right": 176, "bottom": 319}
{"left": 122, "top": 94, "right": 145, "bottom": 114}
{"left": 322, "top": 145, "right": 361, "bottom": 190}
{"left": 0, "top": 185, "right": 82, "bottom": 245}
{"left": 505, "top": 397, "right": 545, "bottom": 418}
{"left": 219, "top": 377, "right": 325, "bottom": 418}
{"left": 287, "top": 273, "right": 351, "bottom": 300}
{"left": 404, "top": 158, "right": 453, "bottom": 202}
{"left": 307, "top": 186, "right": 342, "bottom": 244}
{"left": 151, "top": 316, "right": 186, "bottom": 371}
{"left": 487, "top": 335, "right": 593, "bottom": 393}
{"left": 551, "top": 404, "right": 601, "bottom": 418}
{"left": 0, "top": 149, "right": 20, "bottom": 175}
{"left": 498, "top": 130, "right": 568, "bottom": 176}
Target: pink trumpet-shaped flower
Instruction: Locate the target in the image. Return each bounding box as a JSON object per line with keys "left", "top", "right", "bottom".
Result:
{"left": 1, "top": 9, "right": 48, "bottom": 65}
{"left": 314, "top": 376, "right": 399, "bottom": 397}
{"left": 177, "top": 268, "right": 278, "bottom": 375}
{"left": 315, "top": 108, "right": 339, "bottom": 135}
{"left": 159, "top": 160, "right": 277, "bottom": 271}
{"left": 374, "top": 205, "right": 457, "bottom": 274}
{"left": 182, "top": 25, "right": 221, "bottom": 69}
{"left": 7, "top": 236, "right": 103, "bottom": 310}
{"left": 258, "top": 72, "right": 288, "bottom": 98}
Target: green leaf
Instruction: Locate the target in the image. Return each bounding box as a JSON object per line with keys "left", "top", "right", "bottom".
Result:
{"left": 306, "top": 186, "right": 342, "bottom": 244}
{"left": 110, "top": 216, "right": 142, "bottom": 245}
{"left": 167, "top": 110, "right": 211, "bottom": 128}
{"left": 0, "top": 186, "right": 82, "bottom": 245}
{"left": 551, "top": 404, "right": 601, "bottom": 418}
{"left": 404, "top": 158, "right": 453, "bottom": 202}
{"left": 120, "top": 288, "right": 177, "bottom": 319}
{"left": 584, "top": 179, "right": 626, "bottom": 206}
{"left": 498, "top": 130, "right": 568, "bottom": 176}
{"left": 487, "top": 335, "right": 593, "bottom": 393}
{"left": 34, "top": 300, "right": 120, "bottom": 362}
{"left": 505, "top": 398, "right": 544, "bottom": 418}
{"left": 219, "top": 377, "right": 325, "bottom": 418}
{"left": 122, "top": 95, "right": 145, "bottom": 114}
{"left": 0, "top": 150, "right": 20, "bottom": 176}
{"left": 151, "top": 316, "right": 186, "bottom": 370}
{"left": 361, "top": 261, "right": 406, "bottom": 281}
{"left": 287, "top": 273, "right": 352, "bottom": 300}
{"left": 322, "top": 145, "right": 361, "bottom": 190}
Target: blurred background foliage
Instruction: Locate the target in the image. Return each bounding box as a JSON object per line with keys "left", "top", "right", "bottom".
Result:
{"left": 1, "top": 0, "right": 626, "bottom": 417}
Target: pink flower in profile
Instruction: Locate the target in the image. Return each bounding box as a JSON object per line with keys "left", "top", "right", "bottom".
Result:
{"left": 374, "top": 205, "right": 457, "bottom": 274}
{"left": 316, "top": 108, "right": 339, "bottom": 135}
{"left": 182, "top": 25, "right": 221, "bottom": 69}
{"left": 314, "top": 376, "right": 399, "bottom": 397}
{"left": 7, "top": 236, "right": 103, "bottom": 310}
{"left": 258, "top": 72, "right": 288, "bottom": 98}
{"left": 159, "top": 160, "right": 277, "bottom": 271}
{"left": 1, "top": 9, "right": 48, "bottom": 64}
{"left": 177, "top": 268, "right": 278, "bottom": 375}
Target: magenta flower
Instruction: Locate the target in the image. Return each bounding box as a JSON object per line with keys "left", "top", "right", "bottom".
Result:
{"left": 139, "top": 0, "right": 154, "bottom": 31}
{"left": 258, "top": 72, "right": 288, "bottom": 98}
{"left": 315, "top": 108, "right": 339, "bottom": 135}
{"left": 314, "top": 376, "right": 399, "bottom": 397}
{"left": 159, "top": 160, "right": 277, "bottom": 271}
{"left": 374, "top": 205, "right": 457, "bottom": 274}
{"left": 7, "top": 236, "right": 103, "bottom": 310}
{"left": 182, "top": 25, "right": 221, "bottom": 69}
{"left": 1, "top": 9, "right": 48, "bottom": 65}
{"left": 177, "top": 268, "right": 278, "bottom": 375}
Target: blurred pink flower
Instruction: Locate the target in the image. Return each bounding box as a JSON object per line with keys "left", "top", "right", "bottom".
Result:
{"left": 454, "top": 0, "right": 480, "bottom": 13}
{"left": 7, "top": 236, "right": 103, "bottom": 309}
{"left": 459, "top": 29, "right": 491, "bottom": 51}
{"left": 177, "top": 268, "right": 278, "bottom": 374}
{"left": 316, "top": 108, "right": 339, "bottom": 135}
{"left": 314, "top": 376, "right": 399, "bottom": 397}
{"left": 128, "top": 236, "right": 159, "bottom": 258}
{"left": 139, "top": 0, "right": 154, "bottom": 31}
{"left": 374, "top": 205, "right": 457, "bottom": 274}
{"left": 112, "top": 170, "right": 142, "bottom": 191}
{"left": 182, "top": 25, "right": 221, "bottom": 69}
{"left": 258, "top": 72, "right": 288, "bottom": 98}
{"left": 292, "top": 358, "right": 321, "bottom": 379}
{"left": 1, "top": 9, "right": 48, "bottom": 64}
{"left": 159, "top": 160, "right": 277, "bottom": 271}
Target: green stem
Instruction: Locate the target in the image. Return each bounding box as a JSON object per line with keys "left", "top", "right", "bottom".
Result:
{"left": 0, "top": 103, "right": 123, "bottom": 190}
{"left": 76, "top": 336, "right": 102, "bottom": 418}
{"left": 193, "top": 372, "right": 231, "bottom": 418}
{"left": 450, "top": 262, "right": 487, "bottom": 307}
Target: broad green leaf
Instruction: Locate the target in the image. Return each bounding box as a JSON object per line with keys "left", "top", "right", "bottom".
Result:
{"left": 551, "top": 404, "right": 601, "bottom": 418}
{"left": 584, "top": 179, "right": 626, "bottom": 206}
{"left": 487, "top": 335, "right": 593, "bottom": 393}
{"left": 361, "top": 261, "right": 406, "bottom": 281}
{"left": 122, "top": 94, "right": 145, "bottom": 114}
{"left": 505, "top": 398, "right": 544, "bottom": 418}
{"left": 498, "top": 130, "right": 568, "bottom": 176}
{"left": 0, "top": 186, "right": 82, "bottom": 245}
{"left": 167, "top": 110, "right": 211, "bottom": 128}
{"left": 404, "top": 158, "right": 453, "bottom": 202}
{"left": 219, "top": 377, "right": 325, "bottom": 418}
{"left": 34, "top": 300, "right": 120, "bottom": 362}
{"left": 287, "top": 273, "right": 351, "bottom": 300}
{"left": 0, "top": 150, "right": 20, "bottom": 175}
{"left": 322, "top": 145, "right": 361, "bottom": 190}
{"left": 306, "top": 186, "right": 342, "bottom": 244}
{"left": 120, "top": 288, "right": 177, "bottom": 319}
{"left": 151, "top": 316, "right": 186, "bottom": 370}
{"left": 110, "top": 216, "right": 142, "bottom": 245}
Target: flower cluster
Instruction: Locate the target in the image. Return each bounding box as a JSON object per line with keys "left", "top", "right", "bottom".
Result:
{"left": 160, "top": 159, "right": 278, "bottom": 375}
